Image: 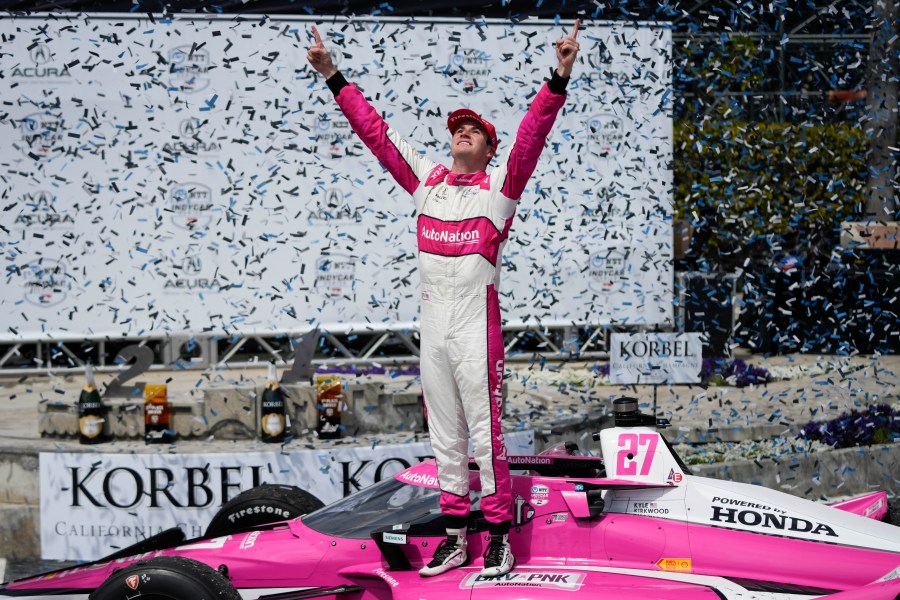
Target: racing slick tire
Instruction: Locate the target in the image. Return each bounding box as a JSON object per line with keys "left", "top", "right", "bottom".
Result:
{"left": 205, "top": 483, "right": 325, "bottom": 537}
{"left": 90, "top": 556, "right": 240, "bottom": 600}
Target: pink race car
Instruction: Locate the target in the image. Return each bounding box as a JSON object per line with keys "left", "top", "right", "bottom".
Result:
{"left": 3, "top": 398, "right": 898, "bottom": 599}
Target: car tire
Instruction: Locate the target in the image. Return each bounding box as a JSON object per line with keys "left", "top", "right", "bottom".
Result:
{"left": 90, "top": 556, "right": 239, "bottom": 600}
{"left": 205, "top": 483, "right": 325, "bottom": 537}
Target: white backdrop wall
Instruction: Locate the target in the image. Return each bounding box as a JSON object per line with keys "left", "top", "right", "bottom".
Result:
{"left": 0, "top": 15, "right": 673, "bottom": 341}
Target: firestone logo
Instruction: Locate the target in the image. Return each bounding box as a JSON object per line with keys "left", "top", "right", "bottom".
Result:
{"left": 167, "top": 46, "right": 212, "bottom": 93}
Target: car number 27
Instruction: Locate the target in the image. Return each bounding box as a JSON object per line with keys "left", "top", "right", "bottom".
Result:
{"left": 616, "top": 433, "right": 658, "bottom": 476}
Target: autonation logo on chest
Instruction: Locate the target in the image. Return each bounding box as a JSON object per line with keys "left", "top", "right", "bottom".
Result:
{"left": 609, "top": 332, "right": 703, "bottom": 385}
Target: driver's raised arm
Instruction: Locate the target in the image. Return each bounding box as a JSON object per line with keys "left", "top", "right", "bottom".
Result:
{"left": 497, "top": 20, "right": 580, "bottom": 202}
{"left": 307, "top": 26, "right": 436, "bottom": 196}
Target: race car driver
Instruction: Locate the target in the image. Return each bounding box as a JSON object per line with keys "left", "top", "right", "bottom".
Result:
{"left": 307, "top": 22, "right": 579, "bottom": 578}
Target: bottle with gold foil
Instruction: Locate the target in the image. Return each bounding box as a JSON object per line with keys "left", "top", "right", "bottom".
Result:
{"left": 260, "top": 362, "right": 287, "bottom": 443}
{"left": 144, "top": 384, "right": 174, "bottom": 444}
{"left": 77, "top": 364, "right": 106, "bottom": 444}
{"left": 316, "top": 374, "right": 343, "bottom": 439}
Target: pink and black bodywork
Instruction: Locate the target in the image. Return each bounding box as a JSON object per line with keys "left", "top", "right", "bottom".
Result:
{"left": 3, "top": 399, "right": 898, "bottom": 599}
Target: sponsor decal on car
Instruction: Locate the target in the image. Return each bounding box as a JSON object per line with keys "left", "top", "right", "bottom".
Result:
{"left": 656, "top": 558, "right": 692, "bottom": 572}
{"left": 530, "top": 484, "right": 550, "bottom": 506}
{"left": 667, "top": 468, "right": 683, "bottom": 484}
{"left": 240, "top": 531, "right": 261, "bottom": 550}
{"left": 382, "top": 532, "right": 407, "bottom": 545}
{"left": 630, "top": 501, "right": 669, "bottom": 515}
{"left": 710, "top": 497, "right": 838, "bottom": 537}
{"left": 552, "top": 513, "right": 568, "bottom": 522}
{"left": 396, "top": 470, "right": 439, "bottom": 487}
{"left": 125, "top": 575, "right": 139, "bottom": 590}
{"left": 866, "top": 497, "right": 885, "bottom": 517}
{"left": 373, "top": 567, "right": 400, "bottom": 588}
{"left": 461, "top": 570, "right": 586, "bottom": 591}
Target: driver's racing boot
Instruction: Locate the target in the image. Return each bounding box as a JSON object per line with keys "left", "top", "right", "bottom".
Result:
{"left": 419, "top": 529, "right": 468, "bottom": 577}
{"left": 480, "top": 534, "right": 514, "bottom": 577}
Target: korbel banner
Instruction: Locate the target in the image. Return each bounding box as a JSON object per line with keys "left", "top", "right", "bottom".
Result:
{"left": 39, "top": 430, "right": 534, "bottom": 560}
{"left": 610, "top": 332, "right": 703, "bottom": 384}
{"left": 0, "top": 14, "right": 673, "bottom": 341}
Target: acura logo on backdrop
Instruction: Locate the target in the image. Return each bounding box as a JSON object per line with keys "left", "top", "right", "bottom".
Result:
{"left": 167, "top": 46, "right": 212, "bottom": 93}
{"left": 309, "top": 188, "right": 363, "bottom": 224}
{"left": 11, "top": 43, "right": 71, "bottom": 79}
{"left": 167, "top": 182, "right": 214, "bottom": 230}
{"left": 14, "top": 191, "right": 75, "bottom": 228}
{"left": 179, "top": 118, "right": 201, "bottom": 137}
{"left": 163, "top": 253, "right": 223, "bottom": 292}
{"left": 163, "top": 118, "right": 221, "bottom": 155}
{"left": 29, "top": 43, "right": 53, "bottom": 65}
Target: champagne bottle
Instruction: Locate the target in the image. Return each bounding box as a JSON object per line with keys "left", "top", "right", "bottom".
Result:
{"left": 77, "top": 364, "right": 106, "bottom": 444}
{"left": 144, "top": 384, "right": 174, "bottom": 444}
{"left": 316, "top": 374, "right": 342, "bottom": 440}
{"left": 260, "top": 362, "right": 287, "bottom": 443}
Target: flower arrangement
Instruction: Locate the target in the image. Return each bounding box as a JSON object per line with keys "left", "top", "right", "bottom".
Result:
{"left": 701, "top": 357, "right": 771, "bottom": 387}
{"left": 799, "top": 404, "right": 899, "bottom": 448}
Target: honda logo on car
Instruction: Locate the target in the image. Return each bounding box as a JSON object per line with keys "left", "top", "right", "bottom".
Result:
{"left": 710, "top": 496, "right": 838, "bottom": 537}
{"left": 462, "top": 571, "right": 586, "bottom": 591}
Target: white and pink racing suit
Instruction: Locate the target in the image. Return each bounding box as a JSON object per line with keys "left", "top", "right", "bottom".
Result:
{"left": 326, "top": 72, "right": 568, "bottom": 526}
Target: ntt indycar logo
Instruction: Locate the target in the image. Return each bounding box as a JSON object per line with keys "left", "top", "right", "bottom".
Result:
{"left": 20, "top": 258, "right": 72, "bottom": 307}
{"left": 440, "top": 49, "right": 492, "bottom": 94}
{"left": 420, "top": 226, "right": 480, "bottom": 245}
{"left": 168, "top": 45, "right": 212, "bottom": 93}
{"left": 168, "top": 182, "right": 214, "bottom": 230}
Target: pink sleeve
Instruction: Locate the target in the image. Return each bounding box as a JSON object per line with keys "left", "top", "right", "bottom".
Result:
{"left": 334, "top": 83, "right": 434, "bottom": 195}
{"left": 500, "top": 83, "right": 567, "bottom": 200}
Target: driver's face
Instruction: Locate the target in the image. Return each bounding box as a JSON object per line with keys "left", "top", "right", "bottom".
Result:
{"left": 450, "top": 121, "right": 493, "bottom": 164}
